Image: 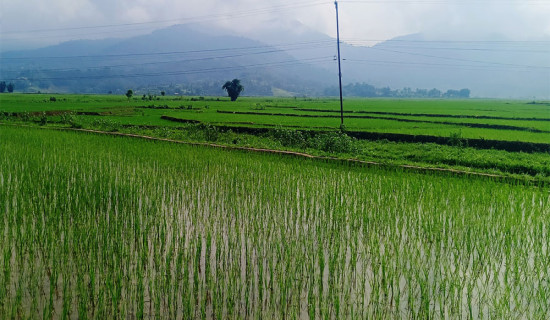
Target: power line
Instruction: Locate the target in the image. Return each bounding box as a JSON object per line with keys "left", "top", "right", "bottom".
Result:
{"left": 1, "top": 50, "right": 290, "bottom": 72}
{"left": 2, "top": 0, "right": 548, "bottom": 92}
{"left": 0, "top": 40, "right": 334, "bottom": 61}
{"left": 340, "top": 0, "right": 550, "bottom": 4}
{"left": 6, "top": 54, "right": 546, "bottom": 80}
{"left": 345, "top": 58, "right": 550, "bottom": 72}
{"left": 1, "top": 44, "right": 334, "bottom": 74}
{"left": 367, "top": 47, "right": 550, "bottom": 69}
{"left": 3, "top": 56, "right": 333, "bottom": 82}
{"left": 342, "top": 40, "right": 550, "bottom": 53}
{"left": 342, "top": 38, "right": 550, "bottom": 44}
{"left": 1, "top": 1, "right": 331, "bottom": 36}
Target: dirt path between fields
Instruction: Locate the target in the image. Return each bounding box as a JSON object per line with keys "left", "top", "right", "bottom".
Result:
{"left": 2, "top": 123, "right": 541, "bottom": 184}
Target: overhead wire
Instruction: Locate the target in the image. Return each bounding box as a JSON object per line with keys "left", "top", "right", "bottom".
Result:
{"left": 342, "top": 40, "right": 550, "bottom": 53}
{"left": 2, "top": 56, "right": 334, "bottom": 82}
{"left": 0, "top": 40, "right": 334, "bottom": 61}
{"left": 0, "top": 43, "right": 334, "bottom": 74}
{"left": 339, "top": 0, "right": 550, "bottom": 4}
{"left": 1, "top": 1, "right": 331, "bottom": 39}
{"left": 2, "top": 0, "right": 549, "bottom": 84}
{"left": 366, "top": 47, "right": 550, "bottom": 69}
{"left": 342, "top": 38, "right": 550, "bottom": 44}
{"left": 345, "top": 58, "right": 550, "bottom": 72}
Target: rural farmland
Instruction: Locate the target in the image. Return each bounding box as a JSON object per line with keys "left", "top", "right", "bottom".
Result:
{"left": 2, "top": 0, "right": 550, "bottom": 318}
{"left": 1, "top": 94, "right": 549, "bottom": 181}
{"left": 2, "top": 124, "right": 550, "bottom": 318}
{"left": 1, "top": 93, "right": 549, "bottom": 318}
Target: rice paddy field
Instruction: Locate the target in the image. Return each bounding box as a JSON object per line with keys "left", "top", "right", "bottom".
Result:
{"left": 1, "top": 125, "right": 549, "bottom": 318}
{"left": 1, "top": 94, "right": 549, "bottom": 143}
{"left": 3, "top": 93, "right": 550, "bottom": 183}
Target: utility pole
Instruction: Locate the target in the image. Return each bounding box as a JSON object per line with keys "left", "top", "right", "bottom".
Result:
{"left": 335, "top": 1, "right": 344, "bottom": 128}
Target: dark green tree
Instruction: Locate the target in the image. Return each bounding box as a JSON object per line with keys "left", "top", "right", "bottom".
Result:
{"left": 0, "top": 82, "right": 6, "bottom": 93}
{"left": 459, "top": 88, "right": 471, "bottom": 98}
{"left": 6, "top": 83, "right": 14, "bottom": 93}
{"left": 428, "top": 88, "right": 442, "bottom": 98}
{"left": 222, "top": 79, "right": 244, "bottom": 101}
{"left": 125, "top": 89, "right": 133, "bottom": 101}
{"left": 161, "top": 91, "right": 166, "bottom": 96}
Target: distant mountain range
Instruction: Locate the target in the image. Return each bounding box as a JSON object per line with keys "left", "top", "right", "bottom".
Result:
{"left": 1, "top": 23, "right": 549, "bottom": 98}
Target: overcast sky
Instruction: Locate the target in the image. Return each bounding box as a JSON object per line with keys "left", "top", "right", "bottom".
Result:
{"left": 2, "top": 0, "right": 550, "bottom": 50}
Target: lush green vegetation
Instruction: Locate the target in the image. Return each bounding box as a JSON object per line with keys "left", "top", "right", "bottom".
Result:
{"left": 2, "top": 94, "right": 549, "bottom": 138}
{"left": 1, "top": 126, "right": 549, "bottom": 318}
{"left": 1, "top": 93, "right": 549, "bottom": 182}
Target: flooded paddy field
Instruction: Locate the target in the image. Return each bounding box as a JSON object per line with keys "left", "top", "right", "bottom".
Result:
{"left": 1, "top": 126, "right": 549, "bottom": 318}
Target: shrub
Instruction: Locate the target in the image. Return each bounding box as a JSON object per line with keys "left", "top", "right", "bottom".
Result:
{"left": 0, "top": 111, "right": 11, "bottom": 120}
{"left": 272, "top": 128, "right": 306, "bottom": 148}
{"left": 91, "top": 119, "right": 121, "bottom": 132}
{"left": 21, "top": 112, "right": 31, "bottom": 122}
{"left": 449, "top": 131, "right": 467, "bottom": 147}
{"left": 252, "top": 103, "right": 266, "bottom": 110}
{"left": 198, "top": 123, "right": 219, "bottom": 142}
{"left": 310, "top": 132, "right": 356, "bottom": 153}
{"left": 60, "top": 112, "right": 81, "bottom": 128}
{"left": 39, "top": 112, "right": 47, "bottom": 126}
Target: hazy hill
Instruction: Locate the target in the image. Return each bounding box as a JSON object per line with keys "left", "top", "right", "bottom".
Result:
{"left": 234, "top": 20, "right": 549, "bottom": 99}
{"left": 0, "top": 25, "right": 334, "bottom": 96}
{"left": 337, "top": 34, "right": 550, "bottom": 99}
{"left": 1, "top": 22, "right": 549, "bottom": 98}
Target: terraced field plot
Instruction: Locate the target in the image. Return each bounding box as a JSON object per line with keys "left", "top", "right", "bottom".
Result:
{"left": 1, "top": 94, "right": 549, "bottom": 143}
{"left": 2, "top": 94, "right": 549, "bottom": 182}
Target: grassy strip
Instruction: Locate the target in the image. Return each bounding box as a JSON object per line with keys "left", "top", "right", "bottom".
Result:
{"left": 5, "top": 118, "right": 549, "bottom": 184}
{"left": 345, "top": 130, "right": 550, "bottom": 153}
{"left": 216, "top": 110, "right": 550, "bottom": 133}
{"left": 295, "top": 108, "right": 550, "bottom": 122}
{"left": 10, "top": 123, "right": 527, "bottom": 184}
{"left": 163, "top": 114, "right": 550, "bottom": 153}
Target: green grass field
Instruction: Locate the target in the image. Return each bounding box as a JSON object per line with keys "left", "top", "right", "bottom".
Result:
{"left": 1, "top": 93, "right": 549, "bottom": 183}
{"left": 1, "top": 94, "right": 549, "bottom": 143}
{"left": 2, "top": 126, "right": 549, "bottom": 318}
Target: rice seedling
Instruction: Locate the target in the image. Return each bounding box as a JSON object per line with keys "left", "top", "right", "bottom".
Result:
{"left": 1, "top": 126, "right": 549, "bottom": 318}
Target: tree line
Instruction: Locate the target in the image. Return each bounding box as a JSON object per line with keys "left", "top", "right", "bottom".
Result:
{"left": 0, "top": 82, "right": 15, "bottom": 93}
{"left": 325, "top": 83, "right": 470, "bottom": 98}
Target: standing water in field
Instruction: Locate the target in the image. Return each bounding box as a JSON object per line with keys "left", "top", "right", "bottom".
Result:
{"left": 0, "top": 126, "right": 549, "bottom": 319}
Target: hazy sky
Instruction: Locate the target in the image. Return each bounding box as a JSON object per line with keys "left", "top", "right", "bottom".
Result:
{"left": 2, "top": 0, "right": 550, "bottom": 50}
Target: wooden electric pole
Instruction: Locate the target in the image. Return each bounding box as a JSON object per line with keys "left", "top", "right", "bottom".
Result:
{"left": 335, "top": 1, "right": 344, "bottom": 128}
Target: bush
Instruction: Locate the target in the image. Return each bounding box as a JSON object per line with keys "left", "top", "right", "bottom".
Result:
{"left": 449, "top": 131, "right": 467, "bottom": 147}
{"left": 91, "top": 119, "right": 121, "bottom": 132}
{"left": 21, "top": 112, "right": 31, "bottom": 122}
{"left": 252, "top": 103, "right": 266, "bottom": 110}
{"left": 272, "top": 128, "right": 306, "bottom": 148}
{"left": 154, "top": 127, "right": 174, "bottom": 138}
{"left": 0, "top": 111, "right": 11, "bottom": 120}
{"left": 60, "top": 112, "right": 73, "bottom": 124}
{"left": 310, "top": 132, "right": 356, "bottom": 153}
{"left": 60, "top": 112, "right": 81, "bottom": 128}
{"left": 198, "top": 123, "right": 219, "bottom": 142}
{"left": 39, "top": 112, "right": 47, "bottom": 126}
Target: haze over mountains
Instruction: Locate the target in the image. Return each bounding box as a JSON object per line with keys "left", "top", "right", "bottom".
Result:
{"left": 1, "top": 22, "right": 549, "bottom": 99}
